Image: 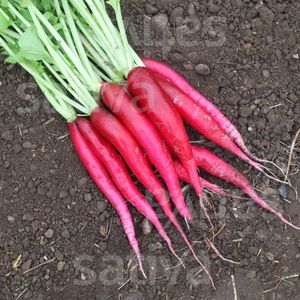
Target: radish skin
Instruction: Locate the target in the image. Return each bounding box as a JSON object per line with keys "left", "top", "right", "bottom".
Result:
{"left": 191, "top": 146, "right": 300, "bottom": 230}
{"left": 128, "top": 67, "right": 204, "bottom": 201}
{"left": 141, "top": 57, "right": 253, "bottom": 158}
{"left": 68, "top": 122, "right": 146, "bottom": 277}
{"left": 91, "top": 108, "right": 214, "bottom": 284}
{"left": 154, "top": 75, "right": 263, "bottom": 172}
{"left": 174, "top": 161, "right": 227, "bottom": 195}
{"left": 101, "top": 82, "right": 191, "bottom": 220}
{"left": 76, "top": 117, "right": 180, "bottom": 260}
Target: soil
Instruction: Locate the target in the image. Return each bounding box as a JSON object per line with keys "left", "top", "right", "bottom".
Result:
{"left": 1, "top": 1, "right": 300, "bottom": 299}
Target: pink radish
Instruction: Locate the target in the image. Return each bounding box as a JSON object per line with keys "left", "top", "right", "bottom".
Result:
{"left": 68, "top": 121, "right": 146, "bottom": 277}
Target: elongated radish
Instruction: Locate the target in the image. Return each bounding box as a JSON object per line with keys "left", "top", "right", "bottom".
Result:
{"left": 191, "top": 146, "right": 300, "bottom": 230}
{"left": 141, "top": 57, "right": 253, "bottom": 158}
{"left": 76, "top": 117, "right": 181, "bottom": 260}
{"left": 91, "top": 108, "right": 214, "bottom": 285}
{"left": 68, "top": 122, "right": 146, "bottom": 277}
{"left": 154, "top": 75, "right": 264, "bottom": 172}
{"left": 101, "top": 82, "right": 191, "bottom": 220}
{"left": 127, "top": 67, "right": 204, "bottom": 200}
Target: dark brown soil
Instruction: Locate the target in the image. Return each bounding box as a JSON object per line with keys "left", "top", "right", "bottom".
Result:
{"left": 0, "top": 1, "right": 299, "bottom": 299}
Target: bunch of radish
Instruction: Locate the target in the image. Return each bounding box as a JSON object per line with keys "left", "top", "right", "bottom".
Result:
{"left": 0, "top": 0, "right": 298, "bottom": 285}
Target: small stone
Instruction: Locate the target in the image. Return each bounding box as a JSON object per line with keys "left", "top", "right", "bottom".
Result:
{"left": 7, "top": 216, "right": 15, "bottom": 223}
{"left": 57, "top": 261, "right": 65, "bottom": 272}
{"left": 13, "top": 144, "right": 22, "bottom": 154}
{"left": 97, "top": 201, "right": 107, "bottom": 213}
{"left": 208, "top": 2, "right": 220, "bottom": 13}
{"left": 259, "top": 6, "right": 274, "bottom": 24}
{"left": 145, "top": 3, "right": 158, "bottom": 15}
{"left": 99, "top": 225, "right": 107, "bottom": 237}
{"left": 78, "top": 177, "right": 88, "bottom": 187}
{"left": 1, "top": 130, "right": 13, "bottom": 142}
{"left": 170, "top": 7, "right": 184, "bottom": 26}
{"left": 55, "top": 250, "right": 64, "bottom": 261}
{"left": 16, "top": 107, "right": 25, "bottom": 116}
{"left": 44, "top": 229, "right": 54, "bottom": 239}
{"left": 31, "top": 220, "right": 39, "bottom": 232}
{"left": 265, "top": 252, "right": 274, "bottom": 261}
{"left": 247, "top": 270, "right": 256, "bottom": 279}
{"left": 61, "top": 229, "right": 70, "bottom": 239}
{"left": 187, "top": 3, "right": 196, "bottom": 16}
{"left": 152, "top": 13, "right": 169, "bottom": 34}
{"left": 59, "top": 191, "right": 68, "bottom": 198}
{"left": 22, "top": 213, "right": 34, "bottom": 222}
{"left": 292, "top": 53, "right": 299, "bottom": 60}
{"left": 22, "top": 141, "right": 37, "bottom": 149}
{"left": 243, "top": 42, "right": 252, "bottom": 49}
{"left": 169, "top": 52, "right": 184, "bottom": 63}
{"left": 21, "top": 259, "right": 32, "bottom": 272}
{"left": 195, "top": 64, "right": 211, "bottom": 76}
{"left": 277, "top": 184, "right": 288, "bottom": 198}
{"left": 84, "top": 193, "right": 92, "bottom": 202}
{"left": 142, "top": 218, "right": 153, "bottom": 235}
{"left": 184, "top": 63, "right": 194, "bottom": 70}
{"left": 262, "top": 70, "right": 270, "bottom": 78}
{"left": 239, "top": 106, "right": 251, "bottom": 118}
{"left": 149, "top": 242, "right": 163, "bottom": 252}
{"left": 218, "top": 205, "right": 227, "bottom": 219}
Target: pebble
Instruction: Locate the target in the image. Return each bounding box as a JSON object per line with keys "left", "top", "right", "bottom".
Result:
{"left": 218, "top": 205, "right": 227, "bottom": 219}
{"left": 187, "top": 3, "right": 196, "bottom": 16}
{"left": 59, "top": 191, "right": 68, "bottom": 198}
{"left": 208, "top": 2, "right": 220, "bottom": 13}
{"left": 78, "top": 177, "right": 88, "bottom": 187}
{"left": 195, "top": 64, "right": 211, "bottom": 76}
{"left": 152, "top": 13, "right": 169, "bottom": 34}
{"left": 22, "top": 213, "right": 34, "bottom": 222}
{"left": 62, "top": 229, "right": 70, "bottom": 239}
{"left": 97, "top": 201, "right": 108, "bottom": 213}
{"left": 1, "top": 130, "right": 13, "bottom": 142}
{"left": 84, "top": 193, "right": 92, "bottom": 202}
{"left": 292, "top": 53, "right": 299, "bottom": 60}
{"left": 16, "top": 107, "right": 25, "bottom": 116}
{"left": 13, "top": 144, "right": 22, "bottom": 154}
{"left": 239, "top": 106, "right": 251, "bottom": 118}
{"left": 247, "top": 270, "right": 257, "bottom": 279}
{"left": 7, "top": 216, "right": 15, "bottom": 223}
{"left": 169, "top": 52, "right": 184, "bottom": 63}
{"left": 259, "top": 6, "right": 274, "bottom": 24}
{"left": 277, "top": 184, "right": 288, "bottom": 198}
{"left": 21, "top": 259, "right": 32, "bottom": 272}
{"left": 142, "top": 218, "right": 153, "bottom": 235}
{"left": 145, "top": 3, "right": 158, "bottom": 15}
{"left": 31, "top": 220, "right": 39, "bottom": 232}
{"left": 44, "top": 229, "right": 54, "bottom": 239}
{"left": 22, "top": 141, "right": 37, "bottom": 149}
{"left": 57, "top": 261, "right": 65, "bottom": 272}
{"left": 124, "top": 291, "right": 144, "bottom": 300}
{"left": 262, "top": 70, "right": 270, "bottom": 78}
{"left": 149, "top": 242, "right": 163, "bottom": 252}
{"left": 265, "top": 252, "right": 274, "bottom": 261}
{"left": 170, "top": 7, "right": 184, "bottom": 26}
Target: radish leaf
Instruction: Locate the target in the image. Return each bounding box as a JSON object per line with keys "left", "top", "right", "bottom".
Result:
{"left": 18, "top": 26, "right": 49, "bottom": 61}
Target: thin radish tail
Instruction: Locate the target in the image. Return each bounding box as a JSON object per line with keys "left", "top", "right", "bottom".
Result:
{"left": 121, "top": 218, "right": 147, "bottom": 278}
{"left": 243, "top": 185, "right": 300, "bottom": 230}
{"left": 167, "top": 212, "right": 215, "bottom": 289}
{"left": 170, "top": 190, "right": 192, "bottom": 221}
{"left": 199, "top": 195, "right": 214, "bottom": 229}
{"left": 146, "top": 212, "right": 185, "bottom": 267}
{"left": 156, "top": 227, "right": 185, "bottom": 268}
